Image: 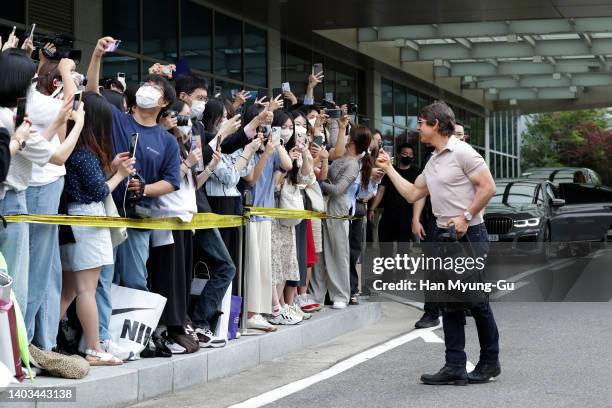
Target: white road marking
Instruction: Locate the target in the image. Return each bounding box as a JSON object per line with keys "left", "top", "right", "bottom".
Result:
{"left": 228, "top": 325, "right": 443, "bottom": 408}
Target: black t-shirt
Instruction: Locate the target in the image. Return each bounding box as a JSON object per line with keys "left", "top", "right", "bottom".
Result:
{"left": 380, "top": 165, "right": 420, "bottom": 212}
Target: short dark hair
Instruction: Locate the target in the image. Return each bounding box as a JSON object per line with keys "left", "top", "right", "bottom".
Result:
{"left": 143, "top": 74, "right": 176, "bottom": 105}
{"left": 175, "top": 74, "right": 208, "bottom": 96}
{"left": 420, "top": 101, "right": 455, "bottom": 137}
{"left": 455, "top": 119, "right": 464, "bottom": 127}
{"left": 0, "top": 49, "right": 36, "bottom": 108}
{"left": 397, "top": 143, "right": 414, "bottom": 155}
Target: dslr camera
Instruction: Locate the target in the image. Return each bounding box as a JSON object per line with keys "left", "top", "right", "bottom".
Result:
{"left": 33, "top": 33, "right": 82, "bottom": 65}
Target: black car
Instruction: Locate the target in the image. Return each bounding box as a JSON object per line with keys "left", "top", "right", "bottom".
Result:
{"left": 484, "top": 179, "right": 564, "bottom": 258}
{"left": 521, "top": 167, "right": 603, "bottom": 186}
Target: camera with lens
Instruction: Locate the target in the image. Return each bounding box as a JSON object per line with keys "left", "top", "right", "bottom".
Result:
{"left": 320, "top": 100, "right": 336, "bottom": 110}
{"left": 347, "top": 102, "right": 358, "bottom": 114}
{"left": 33, "top": 33, "right": 82, "bottom": 65}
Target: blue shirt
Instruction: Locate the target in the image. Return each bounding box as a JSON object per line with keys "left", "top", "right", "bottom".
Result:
{"left": 250, "top": 150, "right": 280, "bottom": 222}
{"left": 65, "top": 149, "right": 110, "bottom": 204}
{"left": 109, "top": 105, "right": 181, "bottom": 210}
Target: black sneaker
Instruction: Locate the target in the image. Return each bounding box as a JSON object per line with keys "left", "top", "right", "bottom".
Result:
{"left": 421, "top": 365, "right": 468, "bottom": 385}
{"left": 349, "top": 294, "right": 360, "bottom": 305}
{"left": 414, "top": 313, "right": 440, "bottom": 328}
{"left": 468, "top": 361, "right": 501, "bottom": 383}
{"left": 194, "top": 327, "right": 227, "bottom": 348}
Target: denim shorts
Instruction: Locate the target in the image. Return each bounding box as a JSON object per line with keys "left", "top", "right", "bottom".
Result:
{"left": 60, "top": 201, "right": 113, "bottom": 271}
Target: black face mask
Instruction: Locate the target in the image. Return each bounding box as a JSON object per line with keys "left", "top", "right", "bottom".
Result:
{"left": 400, "top": 156, "right": 413, "bottom": 166}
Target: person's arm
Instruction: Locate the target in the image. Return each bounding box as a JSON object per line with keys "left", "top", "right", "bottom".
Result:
{"left": 277, "top": 144, "right": 293, "bottom": 172}
{"left": 142, "top": 181, "right": 175, "bottom": 197}
{"left": 58, "top": 58, "right": 77, "bottom": 104}
{"left": 196, "top": 150, "right": 222, "bottom": 189}
{"left": 412, "top": 197, "right": 427, "bottom": 239}
{"left": 85, "top": 37, "right": 116, "bottom": 94}
{"left": 376, "top": 150, "right": 428, "bottom": 203}
{"left": 447, "top": 168, "right": 496, "bottom": 238}
{"left": 305, "top": 70, "right": 323, "bottom": 104}
{"left": 243, "top": 145, "right": 272, "bottom": 187}
{"left": 0, "top": 127, "right": 10, "bottom": 181}
{"left": 235, "top": 138, "right": 261, "bottom": 173}
{"left": 328, "top": 115, "right": 348, "bottom": 161}
{"left": 367, "top": 185, "right": 385, "bottom": 222}
{"left": 106, "top": 155, "right": 134, "bottom": 192}
{"left": 48, "top": 102, "right": 85, "bottom": 165}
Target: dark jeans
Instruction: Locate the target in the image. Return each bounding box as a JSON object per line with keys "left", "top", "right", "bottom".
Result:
{"left": 349, "top": 215, "right": 364, "bottom": 296}
{"left": 191, "top": 227, "right": 236, "bottom": 331}
{"left": 434, "top": 223, "right": 500, "bottom": 368}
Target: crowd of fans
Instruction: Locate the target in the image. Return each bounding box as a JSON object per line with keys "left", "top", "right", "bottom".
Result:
{"left": 0, "top": 27, "right": 480, "bottom": 378}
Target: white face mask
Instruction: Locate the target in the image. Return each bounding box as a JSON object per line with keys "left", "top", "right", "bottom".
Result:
{"left": 295, "top": 125, "right": 307, "bottom": 137}
{"left": 280, "top": 128, "right": 293, "bottom": 142}
{"left": 136, "top": 85, "right": 162, "bottom": 109}
{"left": 177, "top": 121, "right": 192, "bottom": 136}
{"left": 190, "top": 100, "right": 206, "bottom": 120}
{"left": 308, "top": 117, "right": 316, "bottom": 127}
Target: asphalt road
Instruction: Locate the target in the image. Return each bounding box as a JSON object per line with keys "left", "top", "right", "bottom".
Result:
{"left": 133, "top": 249, "right": 612, "bottom": 408}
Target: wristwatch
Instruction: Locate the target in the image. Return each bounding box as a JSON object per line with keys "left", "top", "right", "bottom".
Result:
{"left": 463, "top": 211, "right": 473, "bottom": 222}
{"left": 13, "top": 136, "right": 26, "bottom": 151}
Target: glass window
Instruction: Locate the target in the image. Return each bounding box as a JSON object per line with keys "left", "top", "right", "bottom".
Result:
{"left": 393, "top": 84, "right": 406, "bottom": 126}
{"left": 336, "top": 64, "right": 356, "bottom": 105}
{"left": 381, "top": 79, "right": 393, "bottom": 123}
{"left": 407, "top": 91, "right": 418, "bottom": 129}
{"left": 181, "top": 0, "right": 212, "bottom": 73}
{"left": 418, "top": 94, "right": 432, "bottom": 110}
{"left": 394, "top": 127, "right": 407, "bottom": 150}
{"left": 4, "top": 2, "right": 25, "bottom": 23}
{"left": 381, "top": 124, "right": 394, "bottom": 155}
{"left": 102, "top": 56, "right": 140, "bottom": 83}
{"left": 284, "top": 41, "right": 310, "bottom": 102}
{"left": 244, "top": 23, "right": 267, "bottom": 87}
{"left": 215, "top": 12, "right": 242, "bottom": 82}
{"left": 143, "top": 0, "right": 178, "bottom": 61}
{"left": 104, "top": 0, "right": 139, "bottom": 53}
{"left": 323, "top": 58, "right": 336, "bottom": 101}
{"left": 490, "top": 182, "right": 537, "bottom": 205}
{"left": 495, "top": 154, "right": 502, "bottom": 179}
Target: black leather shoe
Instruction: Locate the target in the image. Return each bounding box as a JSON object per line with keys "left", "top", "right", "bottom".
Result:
{"left": 414, "top": 313, "right": 440, "bottom": 328}
{"left": 468, "top": 361, "right": 501, "bottom": 383}
{"left": 421, "top": 365, "right": 468, "bottom": 385}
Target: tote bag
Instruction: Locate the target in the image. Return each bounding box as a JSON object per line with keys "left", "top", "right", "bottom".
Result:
{"left": 108, "top": 284, "right": 167, "bottom": 356}
{"left": 278, "top": 180, "right": 304, "bottom": 227}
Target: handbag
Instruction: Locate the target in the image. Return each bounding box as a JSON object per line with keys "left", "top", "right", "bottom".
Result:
{"left": 108, "top": 284, "right": 167, "bottom": 356}
{"left": 104, "top": 194, "right": 128, "bottom": 247}
{"left": 278, "top": 180, "right": 304, "bottom": 227}
{"left": 304, "top": 182, "right": 325, "bottom": 213}
{"left": 0, "top": 272, "right": 25, "bottom": 382}
{"left": 228, "top": 295, "right": 242, "bottom": 340}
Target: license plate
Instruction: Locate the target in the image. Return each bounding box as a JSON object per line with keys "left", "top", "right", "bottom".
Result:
{"left": 489, "top": 234, "right": 499, "bottom": 242}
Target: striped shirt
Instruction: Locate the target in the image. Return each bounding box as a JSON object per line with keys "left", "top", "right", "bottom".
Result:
{"left": 205, "top": 148, "right": 255, "bottom": 197}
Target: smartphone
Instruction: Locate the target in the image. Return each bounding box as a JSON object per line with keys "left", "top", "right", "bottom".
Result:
{"left": 72, "top": 91, "right": 83, "bottom": 111}
{"left": 326, "top": 108, "right": 342, "bottom": 119}
{"left": 325, "top": 92, "right": 334, "bottom": 102}
{"left": 27, "top": 23, "right": 36, "bottom": 41}
{"left": 281, "top": 82, "right": 291, "bottom": 92}
{"left": 129, "top": 133, "right": 139, "bottom": 158}
{"left": 313, "top": 135, "right": 324, "bottom": 147}
{"left": 256, "top": 88, "right": 270, "bottom": 101}
{"left": 272, "top": 88, "right": 282, "bottom": 99}
{"left": 105, "top": 39, "right": 121, "bottom": 52}
{"left": 15, "top": 97, "right": 27, "bottom": 128}
{"left": 271, "top": 126, "right": 281, "bottom": 145}
{"left": 214, "top": 85, "right": 222, "bottom": 96}
{"left": 117, "top": 72, "right": 125, "bottom": 80}
{"left": 231, "top": 89, "right": 238, "bottom": 98}
{"left": 313, "top": 63, "right": 323, "bottom": 75}
{"left": 190, "top": 134, "right": 204, "bottom": 171}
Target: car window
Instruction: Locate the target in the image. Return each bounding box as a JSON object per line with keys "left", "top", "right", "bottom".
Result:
{"left": 545, "top": 185, "right": 556, "bottom": 200}
{"left": 536, "top": 186, "right": 545, "bottom": 204}
{"left": 490, "top": 183, "right": 537, "bottom": 205}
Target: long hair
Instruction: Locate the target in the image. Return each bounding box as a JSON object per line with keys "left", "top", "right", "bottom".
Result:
{"left": 350, "top": 125, "right": 373, "bottom": 189}
{"left": 167, "top": 99, "right": 196, "bottom": 181}
{"left": 0, "top": 49, "right": 36, "bottom": 108}
{"left": 74, "top": 92, "right": 113, "bottom": 172}
{"left": 272, "top": 110, "right": 298, "bottom": 184}
{"left": 202, "top": 98, "right": 224, "bottom": 133}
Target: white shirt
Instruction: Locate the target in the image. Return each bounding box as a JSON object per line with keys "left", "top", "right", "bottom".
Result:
{"left": 27, "top": 88, "right": 66, "bottom": 186}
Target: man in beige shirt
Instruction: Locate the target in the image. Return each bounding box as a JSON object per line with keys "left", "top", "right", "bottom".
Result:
{"left": 376, "top": 101, "right": 501, "bottom": 386}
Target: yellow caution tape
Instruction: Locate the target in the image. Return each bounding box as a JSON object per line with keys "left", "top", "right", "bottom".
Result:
{"left": 2, "top": 208, "right": 355, "bottom": 230}
{"left": 3, "top": 213, "right": 245, "bottom": 230}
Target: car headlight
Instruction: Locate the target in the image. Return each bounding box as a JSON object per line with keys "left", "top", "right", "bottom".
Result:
{"left": 513, "top": 217, "right": 540, "bottom": 228}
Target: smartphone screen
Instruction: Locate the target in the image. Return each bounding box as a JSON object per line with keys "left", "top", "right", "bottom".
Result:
{"left": 313, "top": 63, "right": 323, "bottom": 75}
{"left": 326, "top": 109, "right": 342, "bottom": 119}
{"left": 73, "top": 92, "right": 83, "bottom": 111}
{"left": 313, "top": 136, "right": 324, "bottom": 147}
{"left": 27, "top": 24, "right": 36, "bottom": 41}
{"left": 129, "top": 133, "right": 139, "bottom": 158}
{"left": 271, "top": 126, "right": 281, "bottom": 145}
{"left": 282, "top": 82, "right": 291, "bottom": 92}
{"left": 325, "top": 92, "right": 334, "bottom": 102}
{"left": 256, "top": 88, "right": 270, "bottom": 101}
{"left": 105, "top": 39, "right": 121, "bottom": 52}
{"left": 15, "top": 97, "right": 27, "bottom": 128}
{"left": 117, "top": 72, "right": 125, "bottom": 79}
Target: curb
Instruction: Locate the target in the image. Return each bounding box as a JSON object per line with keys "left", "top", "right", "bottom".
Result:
{"left": 7, "top": 302, "right": 382, "bottom": 408}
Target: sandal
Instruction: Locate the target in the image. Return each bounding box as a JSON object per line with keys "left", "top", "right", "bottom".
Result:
{"left": 85, "top": 349, "right": 123, "bottom": 366}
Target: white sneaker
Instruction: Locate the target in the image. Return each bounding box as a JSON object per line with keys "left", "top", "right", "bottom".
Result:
{"left": 289, "top": 304, "right": 311, "bottom": 320}
{"left": 247, "top": 314, "right": 278, "bottom": 332}
{"left": 100, "top": 339, "right": 134, "bottom": 361}
{"left": 268, "top": 307, "right": 302, "bottom": 325}
{"left": 332, "top": 301, "right": 347, "bottom": 309}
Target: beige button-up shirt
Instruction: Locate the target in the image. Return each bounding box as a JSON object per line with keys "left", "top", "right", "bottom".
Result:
{"left": 421, "top": 136, "right": 488, "bottom": 228}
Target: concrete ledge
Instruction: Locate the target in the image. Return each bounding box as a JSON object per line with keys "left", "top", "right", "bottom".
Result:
{"left": 3, "top": 301, "right": 381, "bottom": 408}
